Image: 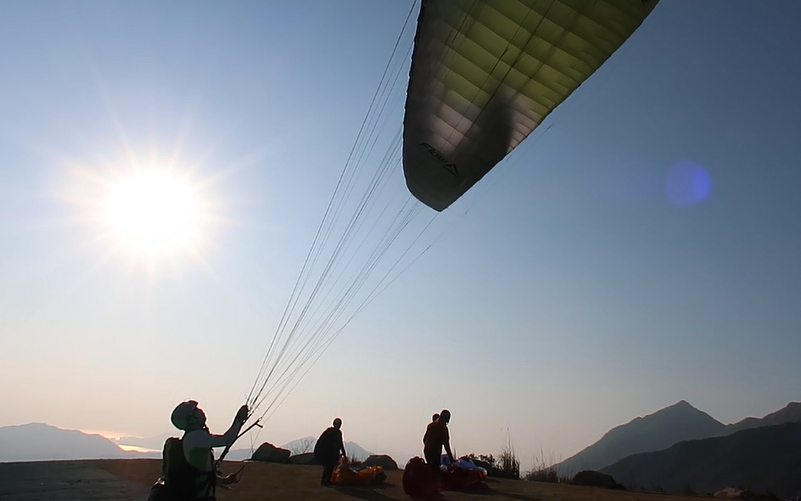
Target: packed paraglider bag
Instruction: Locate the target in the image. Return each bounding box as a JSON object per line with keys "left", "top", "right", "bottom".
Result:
{"left": 403, "top": 455, "right": 488, "bottom": 497}
{"left": 402, "top": 457, "right": 438, "bottom": 498}
{"left": 147, "top": 437, "right": 216, "bottom": 501}
{"left": 330, "top": 457, "right": 386, "bottom": 486}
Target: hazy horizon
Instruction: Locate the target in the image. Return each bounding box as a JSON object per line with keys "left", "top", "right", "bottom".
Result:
{"left": 3, "top": 397, "right": 797, "bottom": 470}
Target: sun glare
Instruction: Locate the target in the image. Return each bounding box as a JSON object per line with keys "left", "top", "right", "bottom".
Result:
{"left": 102, "top": 170, "right": 207, "bottom": 258}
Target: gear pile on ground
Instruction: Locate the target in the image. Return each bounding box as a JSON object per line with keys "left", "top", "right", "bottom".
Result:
{"left": 331, "top": 457, "right": 386, "bottom": 486}
{"left": 402, "top": 456, "right": 488, "bottom": 497}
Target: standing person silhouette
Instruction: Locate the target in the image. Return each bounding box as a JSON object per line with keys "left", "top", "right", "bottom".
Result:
{"left": 314, "top": 418, "right": 347, "bottom": 486}
{"left": 423, "top": 409, "right": 454, "bottom": 472}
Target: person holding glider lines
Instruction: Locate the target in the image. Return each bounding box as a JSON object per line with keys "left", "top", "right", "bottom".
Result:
{"left": 314, "top": 417, "right": 348, "bottom": 486}
{"left": 151, "top": 400, "right": 249, "bottom": 500}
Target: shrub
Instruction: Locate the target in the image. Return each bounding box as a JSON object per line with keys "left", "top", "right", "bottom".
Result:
{"left": 497, "top": 438, "right": 520, "bottom": 480}
{"left": 465, "top": 432, "right": 520, "bottom": 479}
{"left": 526, "top": 467, "right": 560, "bottom": 483}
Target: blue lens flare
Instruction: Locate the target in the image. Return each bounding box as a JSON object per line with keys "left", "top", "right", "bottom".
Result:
{"left": 665, "top": 161, "right": 710, "bottom": 206}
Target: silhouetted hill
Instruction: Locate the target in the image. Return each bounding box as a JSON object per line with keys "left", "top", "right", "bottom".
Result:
{"left": 0, "top": 423, "right": 145, "bottom": 462}
{"left": 555, "top": 401, "right": 726, "bottom": 475}
{"left": 601, "top": 422, "right": 801, "bottom": 499}
{"left": 0, "top": 424, "right": 378, "bottom": 464}
{"left": 282, "top": 436, "right": 317, "bottom": 454}
{"left": 724, "top": 402, "right": 801, "bottom": 435}
{"left": 343, "top": 442, "right": 371, "bottom": 460}
{"left": 282, "top": 436, "right": 371, "bottom": 460}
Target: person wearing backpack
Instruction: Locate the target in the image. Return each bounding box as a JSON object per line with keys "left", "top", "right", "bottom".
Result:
{"left": 149, "top": 400, "right": 248, "bottom": 500}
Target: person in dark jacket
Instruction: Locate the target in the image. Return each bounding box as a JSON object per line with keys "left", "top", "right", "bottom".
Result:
{"left": 423, "top": 409, "right": 454, "bottom": 472}
{"left": 314, "top": 418, "right": 347, "bottom": 486}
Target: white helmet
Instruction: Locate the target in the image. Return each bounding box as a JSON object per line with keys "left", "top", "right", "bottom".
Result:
{"left": 171, "top": 400, "right": 200, "bottom": 430}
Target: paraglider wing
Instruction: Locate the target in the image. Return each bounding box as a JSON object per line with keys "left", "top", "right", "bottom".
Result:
{"left": 403, "top": 0, "right": 658, "bottom": 211}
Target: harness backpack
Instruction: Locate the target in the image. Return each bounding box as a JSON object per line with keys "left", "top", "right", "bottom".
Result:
{"left": 148, "top": 437, "right": 216, "bottom": 501}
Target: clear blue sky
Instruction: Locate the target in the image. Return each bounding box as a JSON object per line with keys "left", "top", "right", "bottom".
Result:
{"left": 1, "top": 0, "right": 800, "bottom": 467}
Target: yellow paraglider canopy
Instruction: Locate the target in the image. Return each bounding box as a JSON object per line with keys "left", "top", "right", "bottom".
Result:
{"left": 403, "top": 0, "right": 659, "bottom": 211}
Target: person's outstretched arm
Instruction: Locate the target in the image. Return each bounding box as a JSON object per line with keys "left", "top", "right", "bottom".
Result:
{"left": 209, "top": 405, "right": 249, "bottom": 447}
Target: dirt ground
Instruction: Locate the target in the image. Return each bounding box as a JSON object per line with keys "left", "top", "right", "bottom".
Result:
{"left": 0, "top": 459, "right": 699, "bottom": 501}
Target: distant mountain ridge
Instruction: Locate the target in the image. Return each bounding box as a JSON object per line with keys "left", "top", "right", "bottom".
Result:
{"left": 601, "top": 422, "right": 801, "bottom": 498}
{"left": 0, "top": 423, "right": 152, "bottom": 462}
{"left": 724, "top": 401, "right": 801, "bottom": 435}
{"left": 555, "top": 400, "right": 726, "bottom": 475}
{"left": 0, "top": 423, "right": 374, "bottom": 464}
{"left": 281, "top": 436, "right": 372, "bottom": 460}
{"left": 222, "top": 436, "right": 372, "bottom": 461}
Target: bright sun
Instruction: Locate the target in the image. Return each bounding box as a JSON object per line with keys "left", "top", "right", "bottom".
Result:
{"left": 102, "top": 170, "right": 207, "bottom": 258}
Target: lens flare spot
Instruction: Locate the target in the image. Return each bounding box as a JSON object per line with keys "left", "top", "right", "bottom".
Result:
{"left": 665, "top": 161, "right": 710, "bottom": 206}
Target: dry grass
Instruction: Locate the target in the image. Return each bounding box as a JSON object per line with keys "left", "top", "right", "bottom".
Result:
{"left": 0, "top": 459, "right": 705, "bottom": 501}
{"left": 525, "top": 449, "right": 568, "bottom": 484}
{"left": 497, "top": 434, "right": 521, "bottom": 480}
